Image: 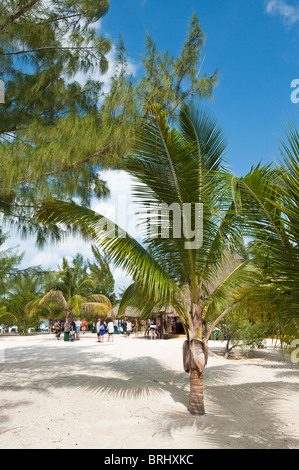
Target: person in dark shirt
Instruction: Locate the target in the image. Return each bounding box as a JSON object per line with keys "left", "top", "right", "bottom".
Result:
{"left": 55, "top": 320, "right": 62, "bottom": 340}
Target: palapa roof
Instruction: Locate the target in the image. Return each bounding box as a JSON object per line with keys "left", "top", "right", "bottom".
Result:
{"left": 112, "top": 305, "right": 143, "bottom": 318}
{"left": 113, "top": 304, "right": 179, "bottom": 318}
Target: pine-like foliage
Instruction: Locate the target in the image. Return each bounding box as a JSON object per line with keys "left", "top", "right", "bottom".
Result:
{"left": 0, "top": 0, "right": 112, "bottom": 242}
{"left": 0, "top": 229, "right": 23, "bottom": 296}
{"left": 0, "top": 7, "right": 217, "bottom": 244}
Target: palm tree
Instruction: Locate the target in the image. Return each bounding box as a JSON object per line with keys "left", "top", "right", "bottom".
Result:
{"left": 5, "top": 268, "right": 55, "bottom": 334}
{"left": 0, "top": 306, "right": 17, "bottom": 331}
{"left": 35, "top": 104, "right": 254, "bottom": 415}
{"left": 233, "top": 123, "right": 299, "bottom": 352}
{"left": 37, "top": 257, "right": 113, "bottom": 330}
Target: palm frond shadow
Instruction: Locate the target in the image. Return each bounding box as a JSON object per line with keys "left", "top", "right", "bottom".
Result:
{"left": 0, "top": 344, "right": 192, "bottom": 405}
{"left": 155, "top": 377, "right": 299, "bottom": 448}
{"left": 1, "top": 342, "right": 298, "bottom": 449}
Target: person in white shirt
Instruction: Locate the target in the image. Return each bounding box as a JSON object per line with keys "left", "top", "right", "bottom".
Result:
{"left": 126, "top": 320, "right": 132, "bottom": 337}
{"left": 74, "top": 318, "right": 82, "bottom": 340}
{"left": 107, "top": 318, "right": 115, "bottom": 342}
{"left": 149, "top": 320, "right": 157, "bottom": 340}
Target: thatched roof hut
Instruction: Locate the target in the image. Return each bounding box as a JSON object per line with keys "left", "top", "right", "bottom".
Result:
{"left": 112, "top": 305, "right": 143, "bottom": 318}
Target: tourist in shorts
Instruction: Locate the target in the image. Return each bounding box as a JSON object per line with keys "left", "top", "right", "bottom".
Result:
{"left": 81, "top": 318, "right": 88, "bottom": 334}
{"left": 107, "top": 318, "right": 114, "bottom": 342}
{"left": 75, "top": 318, "right": 81, "bottom": 340}
{"left": 149, "top": 320, "right": 157, "bottom": 340}
{"left": 97, "top": 318, "right": 106, "bottom": 343}
{"left": 126, "top": 320, "right": 132, "bottom": 337}
{"left": 54, "top": 320, "right": 62, "bottom": 340}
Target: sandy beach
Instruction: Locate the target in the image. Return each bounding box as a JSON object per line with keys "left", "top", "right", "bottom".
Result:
{"left": 0, "top": 332, "right": 298, "bottom": 449}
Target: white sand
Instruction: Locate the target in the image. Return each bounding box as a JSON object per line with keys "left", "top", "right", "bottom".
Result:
{"left": 0, "top": 333, "right": 298, "bottom": 449}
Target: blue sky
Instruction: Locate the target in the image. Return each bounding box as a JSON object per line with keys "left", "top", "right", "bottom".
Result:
{"left": 101, "top": 0, "right": 299, "bottom": 176}
{"left": 5, "top": 0, "right": 299, "bottom": 294}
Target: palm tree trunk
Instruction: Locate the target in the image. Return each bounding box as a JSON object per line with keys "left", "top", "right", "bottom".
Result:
{"left": 188, "top": 368, "right": 205, "bottom": 415}
{"left": 65, "top": 310, "right": 72, "bottom": 330}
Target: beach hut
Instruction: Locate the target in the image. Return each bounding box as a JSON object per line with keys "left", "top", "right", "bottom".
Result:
{"left": 112, "top": 305, "right": 142, "bottom": 318}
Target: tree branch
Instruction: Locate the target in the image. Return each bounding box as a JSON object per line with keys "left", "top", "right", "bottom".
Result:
{"left": 1, "top": 45, "right": 101, "bottom": 56}
{"left": 16, "top": 143, "right": 113, "bottom": 186}
{"left": 206, "top": 304, "right": 236, "bottom": 341}
{"left": 0, "top": 0, "right": 41, "bottom": 30}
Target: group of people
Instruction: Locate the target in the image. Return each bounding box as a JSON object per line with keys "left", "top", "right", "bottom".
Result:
{"left": 142, "top": 318, "right": 174, "bottom": 339}
{"left": 53, "top": 315, "right": 180, "bottom": 342}
{"left": 95, "top": 318, "right": 138, "bottom": 341}
{"left": 95, "top": 318, "right": 159, "bottom": 341}
{"left": 119, "top": 317, "right": 176, "bottom": 340}
{"left": 96, "top": 317, "right": 115, "bottom": 342}
{"left": 54, "top": 318, "right": 88, "bottom": 341}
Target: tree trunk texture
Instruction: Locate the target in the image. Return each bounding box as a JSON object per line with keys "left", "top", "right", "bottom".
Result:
{"left": 183, "top": 339, "right": 207, "bottom": 415}
{"left": 65, "top": 311, "right": 72, "bottom": 330}
{"left": 183, "top": 338, "right": 207, "bottom": 373}
{"left": 188, "top": 368, "right": 205, "bottom": 415}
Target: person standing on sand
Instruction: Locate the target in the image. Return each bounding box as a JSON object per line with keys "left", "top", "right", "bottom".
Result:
{"left": 107, "top": 318, "right": 114, "bottom": 342}
{"left": 146, "top": 319, "right": 151, "bottom": 338}
{"left": 81, "top": 318, "right": 88, "bottom": 334}
{"left": 96, "top": 318, "right": 101, "bottom": 342}
{"left": 70, "top": 319, "right": 76, "bottom": 342}
{"left": 149, "top": 320, "right": 157, "bottom": 340}
{"left": 133, "top": 318, "right": 138, "bottom": 338}
{"left": 75, "top": 318, "right": 81, "bottom": 340}
{"left": 126, "top": 320, "right": 132, "bottom": 337}
{"left": 54, "top": 320, "right": 62, "bottom": 340}
{"left": 97, "top": 318, "right": 106, "bottom": 343}
{"left": 156, "top": 316, "right": 162, "bottom": 339}
{"left": 122, "top": 318, "right": 127, "bottom": 337}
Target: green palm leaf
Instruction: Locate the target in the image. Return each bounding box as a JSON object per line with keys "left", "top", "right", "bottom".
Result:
{"left": 35, "top": 103, "right": 260, "bottom": 415}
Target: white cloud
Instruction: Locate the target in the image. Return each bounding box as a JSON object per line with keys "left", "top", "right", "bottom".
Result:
{"left": 265, "top": 0, "right": 299, "bottom": 26}
{"left": 112, "top": 267, "right": 132, "bottom": 293}
{"left": 2, "top": 170, "right": 137, "bottom": 295}
{"left": 71, "top": 44, "right": 138, "bottom": 96}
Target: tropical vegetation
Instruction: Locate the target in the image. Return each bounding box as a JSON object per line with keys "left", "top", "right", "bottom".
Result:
{"left": 35, "top": 102, "right": 299, "bottom": 414}
{"left": 234, "top": 124, "right": 299, "bottom": 355}
{"left": 0, "top": 1, "right": 297, "bottom": 418}
{"left": 34, "top": 103, "right": 255, "bottom": 414}
{"left": 0, "top": 249, "right": 115, "bottom": 333}
{"left": 0, "top": 3, "right": 216, "bottom": 247}
{"left": 35, "top": 255, "right": 113, "bottom": 330}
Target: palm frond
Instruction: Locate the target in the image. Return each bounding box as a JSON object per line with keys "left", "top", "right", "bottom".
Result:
{"left": 36, "top": 199, "right": 177, "bottom": 303}
{"left": 39, "top": 290, "right": 68, "bottom": 311}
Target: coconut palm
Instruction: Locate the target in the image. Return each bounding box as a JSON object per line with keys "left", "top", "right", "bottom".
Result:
{"left": 234, "top": 123, "right": 299, "bottom": 351}
{"left": 35, "top": 103, "right": 254, "bottom": 414}
{"left": 0, "top": 306, "right": 16, "bottom": 324}
{"left": 35, "top": 257, "right": 113, "bottom": 330}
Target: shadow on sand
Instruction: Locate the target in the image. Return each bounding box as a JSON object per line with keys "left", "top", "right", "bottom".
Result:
{"left": 0, "top": 337, "right": 298, "bottom": 449}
